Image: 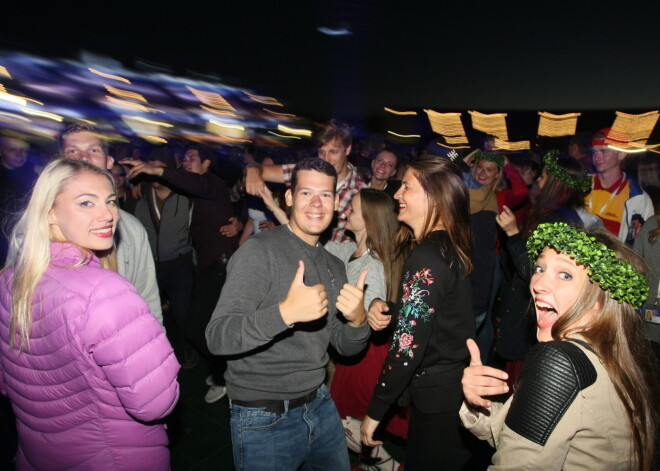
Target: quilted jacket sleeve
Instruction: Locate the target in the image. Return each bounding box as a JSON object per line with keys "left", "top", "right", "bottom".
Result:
{"left": 82, "top": 272, "right": 180, "bottom": 421}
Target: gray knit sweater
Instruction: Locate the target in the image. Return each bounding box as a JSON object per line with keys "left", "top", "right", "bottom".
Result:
{"left": 206, "top": 225, "right": 370, "bottom": 401}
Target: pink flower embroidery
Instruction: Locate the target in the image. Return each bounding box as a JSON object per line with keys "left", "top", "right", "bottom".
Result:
{"left": 399, "top": 333, "right": 413, "bottom": 349}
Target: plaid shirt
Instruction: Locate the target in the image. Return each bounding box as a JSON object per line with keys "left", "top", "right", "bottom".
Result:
{"left": 282, "top": 162, "right": 366, "bottom": 242}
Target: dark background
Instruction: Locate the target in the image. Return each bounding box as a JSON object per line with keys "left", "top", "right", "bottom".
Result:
{"left": 3, "top": 1, "right": 660, "bottom": 134}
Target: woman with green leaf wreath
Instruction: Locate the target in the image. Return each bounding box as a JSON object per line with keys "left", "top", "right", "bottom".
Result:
{"left": 460, "top": 222, "right": 659, "bottom": 471}
{"left": 493, "top": 151, "right": 603, "bottom": 383}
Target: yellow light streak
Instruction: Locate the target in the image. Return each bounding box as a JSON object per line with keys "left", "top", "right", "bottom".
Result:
{"left": 105, "top": 85, "right": 147, "bottom": 103}
{"left": 263, "top": 108, "right": 296, "bottom": 118}
{"left": 424, "top": 109, "right": 468, "bottom": 144}
{"left": 187, "top": 86, "right": 236, "bottom": 111}
{"left": 0, "top": 112, "right": 31, "bottom": 122}
{"left": 105, "top": 96, "right": 162, "bottom": 113}
{"left": 19, "top": 107, "right": 63, "bottom": 122}
{"left": 469, "top": 111, "right": 509, "bottom": 140}
{"left": 608, "top": 145, "right": 651, "bottom": 153}
{"left": 138, "top": 134, "right": 168, "bottom": 144}
{"left": 384, "top": 107, "right": 417, "bottom": 116}
{"left": 387, "top": 131, "right": 421, "bottom": 138}
{"left": 268, "top": 131, "right": 301, "bottom": 139}
{"left": 200, "top": 105, "right": 238, "bottom": 118}
{"left": 0, "top": 65, "right": 12, "bottom": 79}
{"left": 537, "top": 112, "right": 581, "bottom": 137}
{"left": 609, "top": 110, "right": 659, "bottom": 148}
{"left": 244, "top": 91, "right": 283, "bottom": 106}
{"left": 277, "top": 124, "right": 311, "bottom": 136}
{"left": 493, "top": 138, "right": 530, "bottom": 151}
{"left": 0, "top": 92, "right": 27, "bottom": 106}
{"left": 123, "top": 115, "right": 174, "bottom": 128}
{"left": 89, "top": 68, "right": 131, "bottom": 84}
{"left": 209, "top": 120, "right": 245, "bottom": 131}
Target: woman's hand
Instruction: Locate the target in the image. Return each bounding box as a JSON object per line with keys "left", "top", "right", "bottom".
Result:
{"left": 496, "top": 205, "right": 519, "bottom": 237}
{"left": 360, "top": 415, "right": 383, "bottom": 447}
{"left": 462, "top": 339, "right": 509, "bottom": 408}
{"left": 367, "top": 298, "right": 391, "bottom": 331}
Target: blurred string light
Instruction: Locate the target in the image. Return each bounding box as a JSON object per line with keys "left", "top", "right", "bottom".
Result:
{"left": 19, "top": 107, "right": 63, "bottom": 122}
{"left": 268, "top": 131, "right": 301, "bottom": 139}
{"left": 537, "top": 112, "right": 581, "bottom": 137}
{"left": 277, "top": 124, "right": 311, "bottom": 136}
{"left": 0, "top": 90, "right": 26, "bottom": 106}
{"left": 384, "top": 107, "right": 417, "bottom": 116}
{"left": 469, "top": 110, "right": 509, "bottom": 141}
{"left": 263, "top": 108, "right": 296, "bottom": 118}
{"left": 244, "top": 91, "right": 283, "bottom": 107}
{"left": 187, "top": 86, "right": 236, "bottom": 111}
{"left": 209, "top": 120, "right": 245, "bottom": 131}
{"left": 0, "top": 111, "right": 31, "bottom": 122}
{"left": 0, "top": 65, "right": 12, "bottom": 79}
{"left": 105, "top": 85, "right": 147, "bottom": 103}
{"left": 608, "top": 110, "right": 659, "bottom": 151}
{"left": 89, "top": 68, "right": 131, "bottom": 84}
{"left": 200, "top": 105, "right": 238, "bottom": 118}
{"left": 138, "top": 134, "right": 168, "bottom": 144}
{"left": 105, "top": 96, "right": 163, "bottom": 113}
{"left": 424, "top": 109, "right": 468, "bottom": 145}
{"left": 493, "top": 137, "right": 530, "bottom": 151}
{"left": 122, "top": 115, "right": 174, "bottom": 128}
{"left": 387, "top": 130, "right": 421, "bottom": 138}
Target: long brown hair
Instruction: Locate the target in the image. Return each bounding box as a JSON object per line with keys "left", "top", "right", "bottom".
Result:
{"left": 551, "top": 230, "right": 659, "bottom": 471}
{"left": 398, "top": 154, "right": 473, "bottom": 274}
{"left": 360, "top": 189, "right": 403, "bottom": 302}
{"left": 524, "top": 155, "right": 589, "bottom": 237}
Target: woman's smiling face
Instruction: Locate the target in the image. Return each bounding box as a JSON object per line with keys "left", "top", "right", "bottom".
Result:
{"left": 530, "top": 248, "right": 590, "bottom": 341}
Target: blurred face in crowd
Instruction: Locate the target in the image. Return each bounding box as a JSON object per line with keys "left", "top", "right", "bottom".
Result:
{"left": 474, "top": 159, "right": 501, "bottom": 187}
{"left": 592, "top": 145, "right": 624, "bottom": 175}
{"left": 182, "top": 149, "right": 210, "bottom": 175}
{"left": 0, "top": 136, "right": 29, "bottom": 170}
{"left": 318, "top": 139, "right": 350, "bottom": 181}
{"left": 345, "top": 193, "right": 365, "bottom": 234}
{"left": 285, "top": 169, "right": 338, "bottom": 245}
{"left": 48, "top": 170, "right": 118, "bottom": 251}
{"left": 371, "top": 151, "right": 397, "bottom": 182}
{"left": 62, "top": 131, "right": 112, "bottom": 170}
{"left": 530, "top": 248, "right": 591, "bottom": 342}
{"left": 394, "top": 168, "right": 432, "bottom": 239}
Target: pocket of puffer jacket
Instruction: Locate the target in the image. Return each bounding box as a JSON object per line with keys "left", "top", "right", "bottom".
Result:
{"left": 409, "top": 374, "right": 463, "bottom": 414}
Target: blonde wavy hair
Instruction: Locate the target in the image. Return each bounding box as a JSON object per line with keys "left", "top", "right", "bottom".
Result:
{"left": 3, "top": 159, "right": 116, "bottom": 350}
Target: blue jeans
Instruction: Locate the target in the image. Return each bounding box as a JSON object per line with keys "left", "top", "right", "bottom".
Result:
{"left": 230, "top": 384, "right": 349, "bottom": 471}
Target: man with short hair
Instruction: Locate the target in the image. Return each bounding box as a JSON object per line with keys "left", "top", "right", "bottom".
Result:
{"left": 368, "top": 148, "right": 401, "bottom": 199}
{"left": 585, "top": 128, "right": 654, "bottom": 245}
{"left": 245, "top": 119, "right": 365, "bottom": 242}
{"left": 206, "top": 158, "right": 370, "bottom": 470}
{"left": 59, "top": 124, "right": 163, "bottom": 325}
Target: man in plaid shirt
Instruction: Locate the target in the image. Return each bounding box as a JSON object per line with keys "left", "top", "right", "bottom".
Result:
{"left": 245, "top": 120, "right": 365, "bottom": 242}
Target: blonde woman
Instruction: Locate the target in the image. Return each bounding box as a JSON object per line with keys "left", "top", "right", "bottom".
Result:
{"left": 0, "top": 159, "right": 179, "bottom": 470}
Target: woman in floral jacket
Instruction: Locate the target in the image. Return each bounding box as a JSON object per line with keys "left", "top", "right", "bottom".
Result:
{"left": 361, "top": 155, "right": 476, "bottom": 470}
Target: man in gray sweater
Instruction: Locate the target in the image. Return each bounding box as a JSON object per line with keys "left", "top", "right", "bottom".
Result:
{"left": 206, "top": 158, "right": 370, "bottom": 470}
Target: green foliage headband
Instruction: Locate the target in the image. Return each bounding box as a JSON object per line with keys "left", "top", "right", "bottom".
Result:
{"left": 527, "top": 223, "right": 649, "bottom": 309}
{"left": 543, "top": 150, "right": 592, "bottom": 193}
{"left": 474, "top": 151, "right": 504, "bottom": 168}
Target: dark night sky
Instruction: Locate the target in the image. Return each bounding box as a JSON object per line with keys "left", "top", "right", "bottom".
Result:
{"left": 3, "top": 1, "right": 660, "bottom": 127}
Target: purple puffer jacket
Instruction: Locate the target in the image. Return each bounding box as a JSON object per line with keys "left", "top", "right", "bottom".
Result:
{"left": 0, "top": 242, "right": 180, "bottom": 470}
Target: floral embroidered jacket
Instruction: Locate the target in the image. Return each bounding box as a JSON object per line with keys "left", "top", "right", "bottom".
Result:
{"left": 367, "top": 230, "right": 475, "bottom": 420}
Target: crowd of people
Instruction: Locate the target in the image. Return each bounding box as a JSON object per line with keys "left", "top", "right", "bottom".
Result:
{"left": 0, "top": 118, "right": 659, "bottom": 470}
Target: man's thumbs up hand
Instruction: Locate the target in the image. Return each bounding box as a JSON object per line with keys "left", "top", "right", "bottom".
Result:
{"left": 336, "top": 269, "right": 368, "bottom": 327}
{"left": 279, "top": 261, "right": 329, "bottom": 325}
